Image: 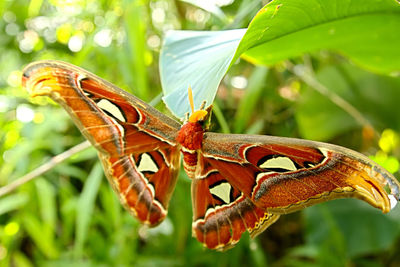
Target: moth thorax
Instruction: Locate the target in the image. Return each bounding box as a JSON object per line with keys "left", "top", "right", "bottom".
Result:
{"left": 177, "top": 121, "right": 204, "bottom": 180}
{"left": 176, "top": 121, "right": 204, "bottom": 150}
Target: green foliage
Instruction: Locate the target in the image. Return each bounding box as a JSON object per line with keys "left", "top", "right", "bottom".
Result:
{"left": 240, "top": 0, "right": 400, "bottom": 74}
{"left": 161, "top": 0, "right": 400, "bottom": 118}
{"left": 0, "top": 0, "right": 400, "bottom": 266}
{"left": 161, "top": 29, "right": 246, "bottom": 118}
{"left": 296, "top": 63, "right": 400, "bottom": 140}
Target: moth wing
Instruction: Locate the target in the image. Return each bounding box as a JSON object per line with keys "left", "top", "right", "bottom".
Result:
{"left": 201, "top": 132, "right": 400, "bottom": 215}
{"left": 23, "top": 60, "right": 182, "bottom": 225}
{"left": 191, "top": 160, "right": 279, "bottom": 250}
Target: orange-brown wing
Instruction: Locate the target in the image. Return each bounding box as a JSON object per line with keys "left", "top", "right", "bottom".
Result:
{"left": 191, "top": 132, "right": 400, "bottom": 249}
{"left": 22, "top": 60, "right": 182, "bottom": 226}
{"left": 191, "top": 166, "right": 279, "bottom": 250}
{"left": 202, "top": 133, "right": 399, "bottom": 214}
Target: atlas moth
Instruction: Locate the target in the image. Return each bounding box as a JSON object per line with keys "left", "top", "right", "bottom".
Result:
{"left": 22, "top": 60, "right": 400, "bottom": 250}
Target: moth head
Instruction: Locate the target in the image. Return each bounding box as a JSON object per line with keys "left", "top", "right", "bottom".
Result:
{"left": 188, "top": 109, "right": 208, "bottom": 123}
{"left": 187, "top": 86, "right": 213, "bottom": 127}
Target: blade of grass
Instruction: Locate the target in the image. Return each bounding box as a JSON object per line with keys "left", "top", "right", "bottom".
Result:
{"left": 122, "top": 0, "right": 149, "bottom": 99}
{"left": 22, "top": 214, "right": 59, "bottom": 259}
{"left": 0, "top": 141, "right": 91, "bottom": 198}
{"left": 233, "top": 66, "right": 269, "bottom": 133}
{"left": 212, "top": 102, "right": 230, "bottom": 133}
{"left": 0, "top": 193, "right": 29, "bottom": 215}
{"left": 74, "top": 162, "right": 103, "bottom": 257}
{"left": 35, "top": 178, "right": 56, "bottom": 233}
{"left": 288, "top": 61, "right": 374, "bottom": 133}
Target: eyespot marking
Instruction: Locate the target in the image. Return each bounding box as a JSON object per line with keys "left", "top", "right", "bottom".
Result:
{"left": 138, "top": 153, "right": 159, "bottom": 173}
{"left": 258, "top": 156, "right": 297, "bottom": 172}
{"left": 97, "top": 99, "right": 126, "bottom": 122}
{"left": 210, "top": 182, "right": 232, "bottom": 204}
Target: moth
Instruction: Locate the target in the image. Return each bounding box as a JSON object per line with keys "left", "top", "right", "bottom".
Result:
{"left": 22, "top": 60, "right": 400, "bottom": 250}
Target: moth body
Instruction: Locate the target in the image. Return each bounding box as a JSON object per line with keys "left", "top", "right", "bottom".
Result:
{"left": 177, "top": 118, "right": 205, "bottom": 179}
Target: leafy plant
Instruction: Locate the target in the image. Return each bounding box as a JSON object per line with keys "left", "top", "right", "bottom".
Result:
{"left": 0, "top": 0, "right": 399, "bottom": 266}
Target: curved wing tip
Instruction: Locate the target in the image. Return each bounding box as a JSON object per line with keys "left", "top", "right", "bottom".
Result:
{"left": 372, "top": 164, "right": 400, "bottom": 211}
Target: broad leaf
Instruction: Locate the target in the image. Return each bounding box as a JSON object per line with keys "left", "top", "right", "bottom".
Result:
{"left": 303, "top": 200, "right": 400, "bottom": 257}
{"left": 160, "top": 0, "right": 400, "bottom": 118}
{"left": 160, "top": 29, "right": 246, "bottom": 118}
{"left": 240, "top": 0, "right": 400, "bottom": 74}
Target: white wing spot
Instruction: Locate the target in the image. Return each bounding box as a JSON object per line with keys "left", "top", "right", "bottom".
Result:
{"left": 97, "top": 99, "right": 126, "bottom": 122}
{"left": 138, "top": 153, "right": 159, "bottom": 173}
{"left": 389, "top": 194, "right": 398, "bottom": 210}
{"left": 210, "top": 182, "right": 232, "bottom": 204}
{"left": 256, "top": 171, "right": 276, "bottom": 182}
{"left": 259, "top": 156, "right": 297, "bottom": 171}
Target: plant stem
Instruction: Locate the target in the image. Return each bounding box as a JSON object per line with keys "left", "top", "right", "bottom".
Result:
{"left": 0, "top": 141, "right": 91, "bottom": 197}
{"left": 288, "top": 61, "right": 373, "bottom": 131}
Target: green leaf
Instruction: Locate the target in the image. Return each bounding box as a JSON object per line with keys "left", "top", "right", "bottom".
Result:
{"left": 99, "top": 184, "right": 121, "bottom": 230}
{"left": 303, "top": 200, "right": 400, "bottom": 258}
{"left": 233, "top": 66, "right": 269, "bottom": 133}
{"left": 161, "top": 0, "right": 400, "bottom": 118}
{"left": 22, "top": 214, "right": 59, "bottom": 259}
{"left": 0, "top": 193, "right": 29, "bottom": 215}
{"left": 74, "top": 162, "right": 103, "bottom": 257}
{"left": 239, "top": 0, "right": 400, "bottom": 75}
{"left": 296, "top": 63, "right": 400, "bottom": 140}
{"left": 295, "top": 65, "right": 358, "bottom": 140}
{"left": 11, "top": 251, "right": 34, "bottom": 267}
{"left": 35, "top": 178, "right": 57, "bottom": 236}
{"left": 122, "top": 0, "right": 149, "bottom": 100}
{"left": 160, "top": 29, "right": 246, "bottom": 118}
{"left": 337, "top": 63, "right": 400, "bottom": 131}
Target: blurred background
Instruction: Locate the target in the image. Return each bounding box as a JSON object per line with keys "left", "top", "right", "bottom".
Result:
{"left": 1, "top": 0, "right": 400, "bottom": 266}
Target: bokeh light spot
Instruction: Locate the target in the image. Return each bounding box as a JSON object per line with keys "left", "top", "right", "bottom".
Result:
{"left": 5, "top": 23, "right": 19, "bottom": 36}
{"left": 94, "top": 29, "right": 112, "bottom": 47}
{"left": 3, "top": 11, "right": 16, "bottom": 23}
{"left": 147, "top": 34, "right": 161, "bottom": 49}
{"left": 7, "top": 70, "right": 22, "bottom": 87}
{"left": 19, "top": 30, "right": 39, "bottom": 53}
{"left": 231, "top": 76, "right": 248, "bottom": 89}
{"left": 16, "top": 104, "right": 35, "bottom": 123}
{"left": 56, "top": 23, "right": 73, "bottom": 44}
{"left": 68, "top": 34, "right": 84, "bottom": 52}
{"left": 379, "top": 129, "right": 399, "bottom": 153}
{"left": 5, "top": 222, "right": 20, "bottom": 236}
